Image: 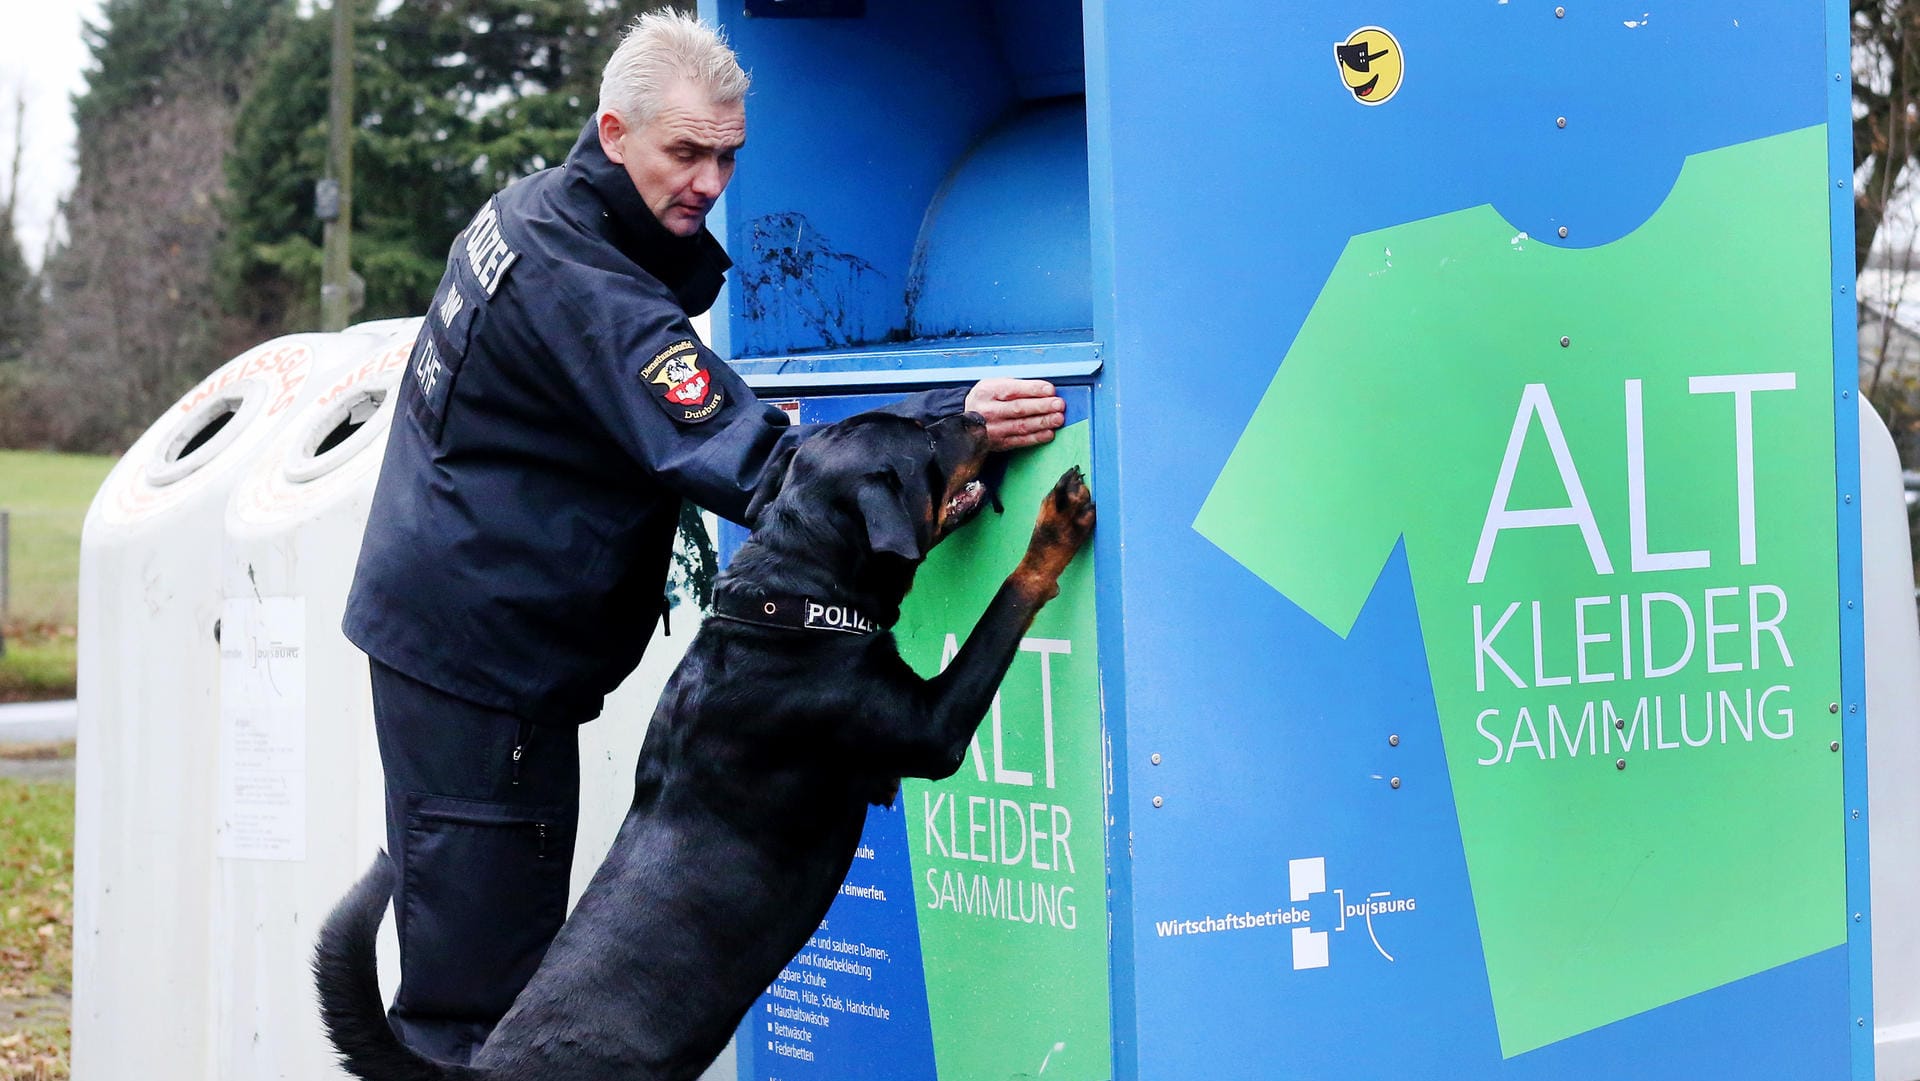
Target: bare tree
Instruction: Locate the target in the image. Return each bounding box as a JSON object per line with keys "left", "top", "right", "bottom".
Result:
{"left": 1853, "top": 1, "right": 1920, "bottom": 277}
{"left": 4, "top": 88, "right": 22, "bottom": 225}
{"left": 1850, "top": 3, "right": 1920, "bottom": 482}
{"left": 29, "top": 81, "right": 241, "bottom": 449}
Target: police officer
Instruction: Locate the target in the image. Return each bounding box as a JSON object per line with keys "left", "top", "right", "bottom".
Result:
{"left": 343, "top": 10, "right": 1065, "bottom": 1064}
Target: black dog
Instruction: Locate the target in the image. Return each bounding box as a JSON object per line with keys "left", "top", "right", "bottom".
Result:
{"left": 314, "top": 407, "right": 1095, "bottom": 1080}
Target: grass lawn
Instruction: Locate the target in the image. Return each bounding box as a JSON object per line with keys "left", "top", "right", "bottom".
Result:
{"left": 0, "top": 451, "right": 115, "bottom": 703}
{"left": 0, "top": 636, "right": 76, "bottom": 706}
{"left": 0, "top": 775, "right": 73, "bottom": 1080}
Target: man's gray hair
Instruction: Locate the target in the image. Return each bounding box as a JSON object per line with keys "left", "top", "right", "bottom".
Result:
{"left": 598, "top": 10, "right": 750, "bottom": 126}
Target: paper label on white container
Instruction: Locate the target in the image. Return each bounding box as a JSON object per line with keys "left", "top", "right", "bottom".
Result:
{"left": 217, "top": 595, "right": 307, "bottom": 860}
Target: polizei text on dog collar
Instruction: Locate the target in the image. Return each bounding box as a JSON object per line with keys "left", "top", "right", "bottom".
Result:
{"left": 711, "top": 593, "right": 881, "bottom": 635}
{"left": 803, "top": 601, "right": 875, "bottom": 634}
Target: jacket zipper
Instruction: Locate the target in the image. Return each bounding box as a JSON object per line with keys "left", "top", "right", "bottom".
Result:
{"left": 412, "top": 806, "right": 553, "bottom": 861}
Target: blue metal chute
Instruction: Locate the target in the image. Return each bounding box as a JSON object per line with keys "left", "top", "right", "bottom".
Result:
{"left": 906, "top": 98, "right": 1092, "bottom": 341}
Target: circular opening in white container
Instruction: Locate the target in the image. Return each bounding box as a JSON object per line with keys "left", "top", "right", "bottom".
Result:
{"left": 284, "top": 387, "right": 389, "bottom": 484}
{"left": 145, "top": 388, "right": 263, "bottom": 487}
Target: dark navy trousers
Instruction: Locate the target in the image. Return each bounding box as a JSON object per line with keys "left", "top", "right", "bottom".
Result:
{"left": 369, "top": 661, "right": 581, "bottom": 1064}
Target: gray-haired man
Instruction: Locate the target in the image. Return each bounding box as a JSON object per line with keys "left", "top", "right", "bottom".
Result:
{"left": 344, "top": 11, "right": 1064, "bottom": 1062}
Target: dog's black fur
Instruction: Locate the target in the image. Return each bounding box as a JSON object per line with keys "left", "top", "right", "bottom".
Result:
{"left": 314, "top": 408, "right": 1095, "bottom": 1080}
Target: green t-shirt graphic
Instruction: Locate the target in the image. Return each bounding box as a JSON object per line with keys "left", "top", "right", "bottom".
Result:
{"left": 1195, "top": 126, "right": 1843, "bottom": 1056}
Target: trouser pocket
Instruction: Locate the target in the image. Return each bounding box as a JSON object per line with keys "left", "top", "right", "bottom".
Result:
{"left": 393, "top": 793, "right": 576, "bottom": 1020}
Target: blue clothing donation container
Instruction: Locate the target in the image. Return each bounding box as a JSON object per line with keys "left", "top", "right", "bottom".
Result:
{"left": 705, "top": 2, "right": 1873, "bottom": 1078}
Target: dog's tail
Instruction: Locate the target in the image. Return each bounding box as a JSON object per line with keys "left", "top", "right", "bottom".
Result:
{"left": 313, "top": 852, "right": 474, "bottom": 1081}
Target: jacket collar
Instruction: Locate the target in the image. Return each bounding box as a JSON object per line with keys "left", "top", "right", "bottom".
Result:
{"left": 563, "top": 120, "right": 732, "bottom": 316}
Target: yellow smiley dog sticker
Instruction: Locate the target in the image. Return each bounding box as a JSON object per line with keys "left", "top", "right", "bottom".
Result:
{"left": 1335, "top": 26, "right": 1403, "bottom": 105}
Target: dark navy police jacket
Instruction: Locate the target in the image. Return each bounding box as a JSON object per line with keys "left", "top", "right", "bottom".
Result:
{"left": 345, "top": 122, "right": 965, "bottom": 721}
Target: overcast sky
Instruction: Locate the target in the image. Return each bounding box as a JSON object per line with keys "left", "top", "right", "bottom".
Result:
{"left": 2, "top": 0, "right": 101, "bottom": 269}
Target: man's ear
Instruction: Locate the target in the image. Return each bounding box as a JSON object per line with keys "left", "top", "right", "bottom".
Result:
{"left": 597, "top": 110, "right": 630, "bottom": 164}
{"left": 745, "top": 444, "right": 799, "bottom": 527}
{"left": 855, "top": 470, "right": 926, "bottom": 562}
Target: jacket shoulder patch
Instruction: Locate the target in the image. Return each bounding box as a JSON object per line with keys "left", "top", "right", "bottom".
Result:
{"left": 640, "top": 339, "right": 724, "bottom": 424}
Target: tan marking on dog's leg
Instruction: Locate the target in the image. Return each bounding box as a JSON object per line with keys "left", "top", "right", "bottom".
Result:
{"left": 1011, "top": 467, "right": 1095, "bottom": 601}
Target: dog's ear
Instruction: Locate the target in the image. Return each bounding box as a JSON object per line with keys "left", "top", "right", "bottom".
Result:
{"left": 746, "top": 443, "right": 799, "bottom": 526}
{"left": 855, "top": 470, "right": 927, "bottom": 562}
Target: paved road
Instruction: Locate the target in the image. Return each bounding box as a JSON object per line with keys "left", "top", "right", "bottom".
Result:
{"left": 0, "top": 699, "right": 77, "bottom": 780}
{"left": 0, "top": 699, "right": 77, "bottom": 745}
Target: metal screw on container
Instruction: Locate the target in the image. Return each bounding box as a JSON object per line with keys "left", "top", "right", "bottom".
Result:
{"left": 1556, "top": 116, "right": 1567, "bottom": 129}
{"left": 1560, "top": 336, "right": 1572, "bottom": 348}
{"left": 1152, "top": 795, "right": 1164, "bottom": 808}
{"left": 1390, "top": 777, "right": 1402, "bottom": 789}
{"left": 1615, "top": 718, "right": 1625, "bottom": 730}
{"left": 1150, "top": 753, "right": 1162, "bottom": 765}
{"left": 1389, "top": 734, "right": 1400, "bottom": 747}
{"left": 1558, "top": 227, "right": 1569, "bottom": 238}
{"left": 1853, "top": 809, "right": 1862, "bottom": 819}
{"left": 1556, "top": 6, "right": 1566, "bottom": 16}
{"left": 1830, "top": 702, "right": 1840, "bottom": 714}
{"left": 1831, "top": 741, "right": 1841, "bottom": 752}
{"left": 1615, "top": 759, "right": 1627, "bottom": 771}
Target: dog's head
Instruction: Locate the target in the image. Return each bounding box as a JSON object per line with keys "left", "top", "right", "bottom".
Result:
{"left": 746, "top": 410, "right": 993, "bottom": 564}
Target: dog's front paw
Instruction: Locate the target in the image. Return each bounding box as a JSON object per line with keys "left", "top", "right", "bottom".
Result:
{"left": 1044, "top": 466, "right": 1096, "bottom": 548}
{"left": 1020, "top": 467, "right": 1096, "bottom": 584}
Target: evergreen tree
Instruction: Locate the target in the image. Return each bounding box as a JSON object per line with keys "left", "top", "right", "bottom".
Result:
{"left": 75, "top": 0, "right": 287, "bottom": 127}
{"left": 223, "top": 0, "right": 663, "bottom": 334}
{"left": 0, "top": 211, "right": 36, "bottom": 368}
{"left": 0, "top": 97, "right": 39, "bottom": 368}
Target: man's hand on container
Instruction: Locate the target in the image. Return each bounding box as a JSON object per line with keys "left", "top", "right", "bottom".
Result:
{"left": 967, "top": 378, "right": 1066, "bottom": 451}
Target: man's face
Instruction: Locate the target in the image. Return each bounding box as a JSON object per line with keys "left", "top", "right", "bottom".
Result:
{"left": 599, "top": 79, "right": 745, "bottom": 238}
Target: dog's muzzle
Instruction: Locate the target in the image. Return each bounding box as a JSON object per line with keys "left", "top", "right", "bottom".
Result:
{"left": 944, "top": 479, "right": 989, "bottom": 530}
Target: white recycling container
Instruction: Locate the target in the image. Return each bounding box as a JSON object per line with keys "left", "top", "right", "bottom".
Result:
{"left": 72, "top": 326, "right": 393, "bottom": 1081}
{"left": 1863, "top": 397, "right": 1920, "bottom": 1081}
{"left": 210, "top": 321, "right": 418, "bottom": 1081}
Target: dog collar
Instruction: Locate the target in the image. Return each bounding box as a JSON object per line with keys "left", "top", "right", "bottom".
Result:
{"left": 710, "top": 593, "right": 882, "bottom": 636}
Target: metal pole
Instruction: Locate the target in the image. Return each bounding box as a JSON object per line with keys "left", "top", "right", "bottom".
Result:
{"left": 319, "top": 0, "right": 356, "bottom": 331}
